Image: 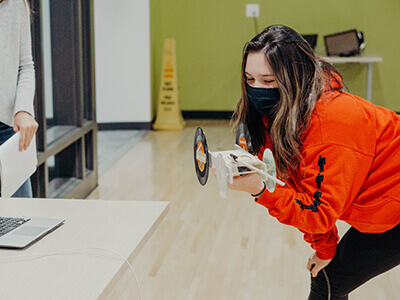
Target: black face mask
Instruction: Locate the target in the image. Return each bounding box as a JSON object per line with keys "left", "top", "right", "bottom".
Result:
{"left": 245, "top": 82, "right": 280, "bottom": 115}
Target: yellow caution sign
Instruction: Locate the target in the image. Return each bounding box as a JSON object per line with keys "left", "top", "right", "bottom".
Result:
{"left": 153, "top": 39, "right": 185, "bottom": 130}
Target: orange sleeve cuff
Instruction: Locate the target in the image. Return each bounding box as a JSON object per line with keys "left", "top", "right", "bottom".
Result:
{"left": 315, "top": 244, "right": 337, "bottom": 260}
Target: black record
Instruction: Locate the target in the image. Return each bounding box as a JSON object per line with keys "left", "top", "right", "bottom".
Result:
{"left": 235, "top": 123, "right": 253, "bottom": 153}
{"left": 194, "top": 127, "right": 209, "bottom": 186}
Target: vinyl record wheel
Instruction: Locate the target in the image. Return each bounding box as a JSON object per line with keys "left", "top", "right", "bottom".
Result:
{"left": 235, "top": 123, "right": 253, "bottom": 153}
{"left": 194, "top": 127, "right": 209, "bottom": 186}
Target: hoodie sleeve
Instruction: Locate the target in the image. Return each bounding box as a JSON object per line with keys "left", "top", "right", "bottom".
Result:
{"left": 255, "top": 143, "right": 374, "bottom": 259}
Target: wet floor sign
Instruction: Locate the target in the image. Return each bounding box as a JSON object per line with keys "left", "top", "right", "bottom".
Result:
{"left": 153, "top": 39, "right": 185, "bottom": 130}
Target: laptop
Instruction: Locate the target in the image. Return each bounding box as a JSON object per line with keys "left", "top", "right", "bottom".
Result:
{"left": 0, "top": 216, "right": 64, "bottom": 249}
{"left": 0, "top": 132, "right": 64, "bottom": 249}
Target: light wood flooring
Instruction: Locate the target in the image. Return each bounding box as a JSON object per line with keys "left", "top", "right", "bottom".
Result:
{"left": 87, "top": 120, "right": 400, "bottom": 300}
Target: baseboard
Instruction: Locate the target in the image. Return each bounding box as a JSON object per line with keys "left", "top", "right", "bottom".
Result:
{"left": 182, "top": 111, "right": 234, "bottom": 120}
{"left": 98, "top": 122, "right": 151, "bottom": 130}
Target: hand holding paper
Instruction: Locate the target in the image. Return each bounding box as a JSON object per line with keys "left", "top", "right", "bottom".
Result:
{"left": 13, "top": 112, "right": 39, "bottom": 152}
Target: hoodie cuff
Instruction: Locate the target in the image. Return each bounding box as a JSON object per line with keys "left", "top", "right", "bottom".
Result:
{"left": 315, "top": 244, "right": 337, "bottom": 260}
{"left": 254, "top": 186, "right": 282, "bottom": 209}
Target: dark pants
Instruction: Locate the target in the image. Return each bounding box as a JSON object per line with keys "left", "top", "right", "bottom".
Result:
{"left": 308, "top": 222, "right": 400, "bottom": 299}
{"left": 0, "top": 122, "right": 33, "bottom": 198}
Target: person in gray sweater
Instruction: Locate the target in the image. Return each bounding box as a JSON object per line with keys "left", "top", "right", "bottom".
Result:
{"left": 0, "top": 0, "right": 38, "bottom": 197}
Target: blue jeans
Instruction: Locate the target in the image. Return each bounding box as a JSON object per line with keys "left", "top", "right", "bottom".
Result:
{"left": 0, "top": 122, "right": 33, "bottom": 198}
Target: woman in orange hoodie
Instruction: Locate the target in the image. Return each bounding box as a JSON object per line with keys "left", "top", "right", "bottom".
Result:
{"left": 230, "top": 24, "right": 400, "bottom": 299}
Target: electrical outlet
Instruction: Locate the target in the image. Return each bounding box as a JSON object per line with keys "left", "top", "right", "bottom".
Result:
{"left": 246, "top": 4, "right": 259, "bottom": 18}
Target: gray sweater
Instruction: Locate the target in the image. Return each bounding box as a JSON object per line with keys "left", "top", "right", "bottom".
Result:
{"left": 0, "top": 0, "right": 35, "bottom": 127}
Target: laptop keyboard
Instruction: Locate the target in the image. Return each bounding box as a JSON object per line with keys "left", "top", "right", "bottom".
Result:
{"left": 0, "top": 217, "right": 30, "bottom": 237}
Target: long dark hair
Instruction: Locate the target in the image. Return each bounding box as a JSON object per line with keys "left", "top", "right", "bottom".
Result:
{"left": 233, "top": 24, "right": 343, "bottom": 179}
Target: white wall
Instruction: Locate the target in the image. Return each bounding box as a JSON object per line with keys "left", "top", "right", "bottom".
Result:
{"left": 94, "top": 0, "right": 151, "bottom": 123}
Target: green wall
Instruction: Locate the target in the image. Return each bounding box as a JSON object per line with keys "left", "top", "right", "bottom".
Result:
{"left": 150, "top": 0, "right": 400, "bottom": 117}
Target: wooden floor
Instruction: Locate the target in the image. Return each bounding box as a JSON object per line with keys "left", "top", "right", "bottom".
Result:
{"left": 88, "top": 120, "right": 400, "bottom": 300}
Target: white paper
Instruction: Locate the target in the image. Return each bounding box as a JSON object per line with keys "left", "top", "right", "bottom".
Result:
{"left": 0, "top": 132, "right": 37, "bottom": 197}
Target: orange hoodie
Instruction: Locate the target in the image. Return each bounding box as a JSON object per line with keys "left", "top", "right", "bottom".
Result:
{"left": 255, "top": 79, "right": 400, "bottom": 259}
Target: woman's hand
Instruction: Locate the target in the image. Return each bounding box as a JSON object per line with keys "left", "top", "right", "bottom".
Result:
{"left": 13, "top": 111, "right": 39, "bottom": 152}
{"left": 212, "top": 167, "right": 265, "bottom": 195}
{"left": 228, "top": 173, "right": 265, "bottom": 195}
{"left": 307, "top": 251, "right": 332, "bottom": 278}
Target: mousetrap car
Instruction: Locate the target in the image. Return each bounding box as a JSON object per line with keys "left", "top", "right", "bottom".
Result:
{"left": 194, "top": 124, "right": 285, "bottom": 198}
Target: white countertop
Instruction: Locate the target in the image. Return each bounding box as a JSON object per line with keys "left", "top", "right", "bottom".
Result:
{"left": 0, "top": 198, "right": 169, "bottom": 299}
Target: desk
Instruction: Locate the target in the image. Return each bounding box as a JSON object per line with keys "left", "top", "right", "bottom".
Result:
{"left": 0, "top": 198, "right": 169, "bottom": 299}
{"left": 320, "top": 55, "right": 383, "bottom": 102}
